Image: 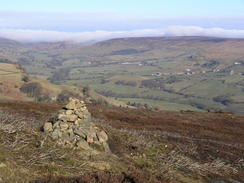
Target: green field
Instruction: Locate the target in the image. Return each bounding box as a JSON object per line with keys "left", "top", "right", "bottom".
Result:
{"left": 118, "top": 98, "right": 203, "bottom": 111}
{"left": 1, "top": 37, "right": 244, "bottom": 113}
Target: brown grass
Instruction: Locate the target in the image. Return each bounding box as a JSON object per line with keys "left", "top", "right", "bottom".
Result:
{"left": 0, "top": 101, "right": 243, "bottom": 183}
{"left": 88, "top": 104, "right": 244, "bottom": 163}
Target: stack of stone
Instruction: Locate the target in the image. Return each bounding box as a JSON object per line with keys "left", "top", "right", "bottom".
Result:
{"left": 43, "top": 98, "right": 109, "bottom": 151}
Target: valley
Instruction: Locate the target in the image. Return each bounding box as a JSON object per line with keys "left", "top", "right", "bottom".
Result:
{"left": 0, "top": 37, "right": 244, "bottom": 183}
{"left": 1, "top": 36, "right": 244, "bottom": 113}
{"left": 1, "top": 1, "right": 244, "bottom": 183}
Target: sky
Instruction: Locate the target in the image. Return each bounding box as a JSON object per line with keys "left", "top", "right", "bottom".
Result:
{"left": 0, "top": 0, "right": 244, "bottom": 42}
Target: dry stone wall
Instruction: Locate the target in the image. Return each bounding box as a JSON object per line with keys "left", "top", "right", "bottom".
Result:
{"left": 43, "top": 98, "right": 109, "bottom": 152}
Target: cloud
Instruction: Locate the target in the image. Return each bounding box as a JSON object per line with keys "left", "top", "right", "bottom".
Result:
{"left": 165, "top": 26, "right": 244, "bottom": 38}
{"left": 0, "top": 26, "right": 244, "bottom": 43}
{"left": 0, "top": 29, "right": 165, "bottom": 43}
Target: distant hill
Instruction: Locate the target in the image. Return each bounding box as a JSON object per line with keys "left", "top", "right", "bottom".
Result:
{"left": 0, "top": 62, "right": 129, "bottom": 108}
{"left": 0, "top": 36, "right": 244, "bottom": 113}
{"left": 1, "top": 36, "right": 244, "bottom": 68}
{"left": 91, "top": 36, "right": 244, "bottom": 66}
{"left": 0, "top": 62, "right": 85, "bottom": 101}
{"left": 0, "top": 37, "right": 20, "bottom": 46}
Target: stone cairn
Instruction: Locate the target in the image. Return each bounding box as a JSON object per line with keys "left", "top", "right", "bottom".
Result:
{"left": 43, "top": 98, "right": 109, "bottom": 152}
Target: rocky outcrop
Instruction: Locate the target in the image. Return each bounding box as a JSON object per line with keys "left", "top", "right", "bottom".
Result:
{"left": 43, "top": 98, "right": 109, "bottom": 152}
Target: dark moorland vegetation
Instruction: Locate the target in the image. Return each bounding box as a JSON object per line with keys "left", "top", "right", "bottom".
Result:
{"left": 0, "top": 101, "right": 243, "bottom": 183}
